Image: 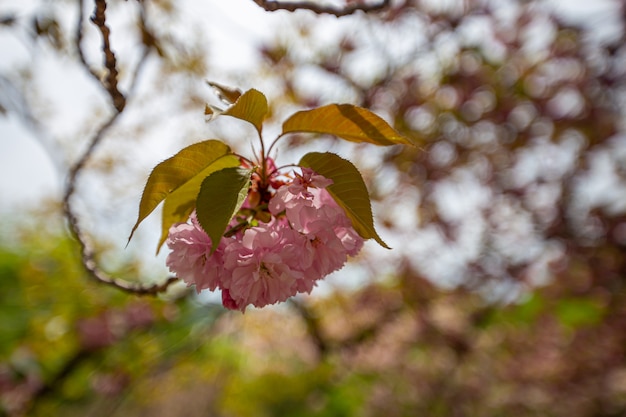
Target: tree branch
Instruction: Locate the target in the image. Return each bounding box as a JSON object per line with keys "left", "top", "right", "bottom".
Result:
{"left": 90, "top": 0, "right": 126, "bottom": 112}
{"left": 64, "top": 0, "right": 179, "bottom": 296}
{"left": 252, "top": 0, "right": 391, "bottom": 17}
{"left": 62, "top": 113, "right": 179, "bottom": 296}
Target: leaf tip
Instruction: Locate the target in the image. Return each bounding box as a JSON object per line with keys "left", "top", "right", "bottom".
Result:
{"left": 126, "top": 222, "right": 140, "bottom": 247}
{"left": 377, "top": 238, "right": 392, "bottom": 250}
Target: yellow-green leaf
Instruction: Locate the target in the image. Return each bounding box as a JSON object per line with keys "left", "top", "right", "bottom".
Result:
{"left": 222, "top": 88, "right": 268, "bottom": 134}
{"left": 196, "top": 167, "right": 253, "bottom": 253}
{"left": 299, "top": 152, "right": 390, "bottom": 249}
{"left": 156, "top": 154, "right": 240, "bottom": 253}
{"left": 128, "top": 140, "right": 232, "bottom": 244}
{"left": 282, "top": 104, "right": 414, "bottom": 146}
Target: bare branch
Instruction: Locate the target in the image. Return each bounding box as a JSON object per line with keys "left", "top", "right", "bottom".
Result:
{"left": 125, "top": 3, "right": 155, "bottom": 98}
{"left": 64, "top": 0, "right": 179, "bottom": 296}
{"left": 62, "top": 113, "right": 180, "bottom": 296}
{"left": 90, "top": 0, "right": 126, "bottom": 112}
{"left": 252, "top": 0, "right": 391, "bottom": 17}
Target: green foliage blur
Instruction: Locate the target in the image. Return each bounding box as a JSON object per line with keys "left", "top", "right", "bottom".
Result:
{"left": 0, "top": 210, "right": 369, "bottom": 416}
{"left": 2, "top": 207, "right": 626, "bottom": 416}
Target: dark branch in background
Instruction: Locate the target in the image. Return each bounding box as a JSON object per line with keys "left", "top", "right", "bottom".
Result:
{"left": 63, "top": 0, "right": 179, "bottom": 296}
{"left": 289, "top": 299, "right": 330, "bottom": 357}
{"left": 289, "top": 296, "right": 405, "bottom": 361}
{"left": 128, "top": 2, "right": 157, "bottom": 97}
{"left": 75, "top": 0, "right": 101, "bottom": 84}
{"left": 252, "top": 0, "right": 391, "bottom": 16}
{"left": 90, "top": 0, "right": 125, "bottom": 112}
{"left": 0, "top": 75, "right": 66, "bottom": 175}
{"left": 32, "top": 350, "right": 91, "bottom": 404}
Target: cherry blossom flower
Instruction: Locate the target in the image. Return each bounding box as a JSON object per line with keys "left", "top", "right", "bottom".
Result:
{"left": 166, "top": 168, "right": 364, "bottom": 312}
{"left": 222, "top": 218, "right": 313, "bottom": 311}
{"left": 165, "top": 214, "right": 225, "bottom": 293}
{"left": 268, "top": 167, "right": 333, "bottom": 214}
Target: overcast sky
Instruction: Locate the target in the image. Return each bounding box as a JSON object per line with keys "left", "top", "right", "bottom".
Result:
{"left": 0, "top": 0, "right": 621, "bottom": 213}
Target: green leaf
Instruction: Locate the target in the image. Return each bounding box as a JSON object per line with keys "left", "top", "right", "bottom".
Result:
{"left": 128, "top": 140, "right": 233, "bottom": 244}
{"left": 501, "top": 293, "right": 545, "bottom": 326}
{"left": 555, "top": 297, "right": 605, "bottom": 328}
{"left": 282, "top": 104, "right": 413, "bottom": 146}
{"left": 222, "top": 88, "right": 268, "bottom": 134}
{"left": 156, "top": 154, "right": 240, "bottom": 253}
{"left": 299, "top": 152, "right": 389, "bottom": 249}
{"left": 196, "top": 167, "right": 253, "bottom": 253}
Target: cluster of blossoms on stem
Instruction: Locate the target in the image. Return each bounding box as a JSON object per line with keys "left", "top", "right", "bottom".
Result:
{"left": 165, "top": 162, "right": 364, "bottom": 312}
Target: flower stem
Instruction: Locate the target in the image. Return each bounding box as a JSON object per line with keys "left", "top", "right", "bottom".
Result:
{"left": 267, "top": 133, "right": 287, "bottom": 159}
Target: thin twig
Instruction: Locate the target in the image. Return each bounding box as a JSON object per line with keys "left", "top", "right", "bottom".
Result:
{"left": 75, "top": 0, "right": 101, "bottom": 84}
{"left": 252, "top": 0, "right": 391, "bottom": 17}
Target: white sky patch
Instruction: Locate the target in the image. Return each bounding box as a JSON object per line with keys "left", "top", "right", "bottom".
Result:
{"left": 0, "top": 114, "right": 60, "bottom": 210}
{"left": 432, "top": 168, "right": 492, "bottom": 222}
{"left": 542, "top": 0, "right": 624, "bottom": 43}
{"left": 1, "top": 0, "right": 621, "bottom": 211}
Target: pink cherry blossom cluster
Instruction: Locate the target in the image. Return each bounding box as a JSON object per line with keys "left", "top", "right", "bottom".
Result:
{"left": 165, "top": 167, "right": 364, "bottom": 312}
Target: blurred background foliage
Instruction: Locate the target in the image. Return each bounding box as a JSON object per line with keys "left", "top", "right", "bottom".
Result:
{"left": 1, "top": 0, "right": 626, "bottom": 416}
